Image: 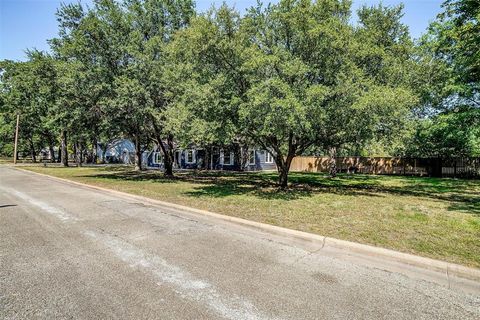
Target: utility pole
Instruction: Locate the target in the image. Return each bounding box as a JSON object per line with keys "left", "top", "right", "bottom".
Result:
{"left": 13, "top": 114, "right": 19, "bottom": 164}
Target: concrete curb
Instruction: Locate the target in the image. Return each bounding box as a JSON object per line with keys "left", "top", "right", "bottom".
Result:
{"left": 13, "top": 166, "right": 480, "bottom": 290}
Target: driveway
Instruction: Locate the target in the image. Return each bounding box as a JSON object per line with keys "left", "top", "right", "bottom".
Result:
{"left": 0, "top": 166, "right": 478, "bottom": 319}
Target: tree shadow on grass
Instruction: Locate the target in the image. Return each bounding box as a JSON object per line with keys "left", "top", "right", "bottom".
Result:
{"left": 183, "top": 184, "right": 257, "bottom": 198}
{"left": 83, "top": 167, "right": 480, "bottom": 215}
{"left": 82, "top": 170, "right": 178, "bottom": 183}
{"left": 191, "top": 173, "right": 479, "bottom": 215}
{"left": 446, "top": 197, "right": 480, "bottom": 215}
{"left": 183, "top": 182, "right": 315, "bottom": 200}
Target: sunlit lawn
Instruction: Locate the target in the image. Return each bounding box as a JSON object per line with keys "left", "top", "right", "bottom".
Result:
{"left": 0, "top": 157, "right": 13, "bottom": 164}
{"left": 22, "top": 165, "right": 480, "bottom": 268}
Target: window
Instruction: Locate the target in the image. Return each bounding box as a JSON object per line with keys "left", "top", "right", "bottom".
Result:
{"left": 153, "top": 152, "right": 162, "bottom": 164}
{"left": 248, "top": 150, "right": 256, "bottom": 165}
{"left": 265, "top": 151, "right": 274, "bottom": 164}
{"left": 185, "top": 150, "right": 195, "bottom": 164}
{"left": 224, "top": 151, "right": 234, "bottom": 165}
{"left": 220, "top": 150, "right": 234, "bottom": 165}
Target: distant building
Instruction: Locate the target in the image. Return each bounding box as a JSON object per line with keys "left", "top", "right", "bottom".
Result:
{"left": 97, "top": 138, "right": 136, "bottom": 164}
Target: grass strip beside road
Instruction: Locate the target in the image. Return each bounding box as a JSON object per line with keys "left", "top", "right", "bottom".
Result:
{"left": 21, "top": 165, "right": 480, "bottom": 268}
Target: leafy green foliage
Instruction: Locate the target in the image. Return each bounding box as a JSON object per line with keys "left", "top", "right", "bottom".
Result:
{"left": 164, "top": 0, "right": 418, "bottom": 186}
{"left": 407, "top": 0, "right": 480, "bottom": 158}
{"left": 420, "top": 0, "right": 480, "bottom": 107}
{"left": 0, "top": 0, "right": 477, "bottom": 185}
{"left": 0, "top": 53, "right": 60, "bottom": 159}
{"left": 50, "top": 0, "right": 195, "bottom": 169}
{"left": 408, "top": 106, "right": 480, "bottom": 157}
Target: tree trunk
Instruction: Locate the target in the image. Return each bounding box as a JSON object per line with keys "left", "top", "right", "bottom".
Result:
{"left": 101, "top": 144, "right": 107, "bottom": 164}
{"left": 29, "top": 137, "right": 36, "bottom": 163}
{"left": 329, "top": 146, "right": 337, "bottom": 177}
{"left": 49, "top": 144, "right": 55, "bottom": 162}
{"left": 48, "top": 136, "right": 55, "bottom": 162}
{"left": 79, "top": 141, "right": 84, "bottom": 166}
{"left": 238, "top": 145, "right": 249, "bottom": 171}
{"left": 454, "top": 159, "right": 457, "bottom": 178}
{"left": 61, "top": 130, "right": 68, "bottom": 167}
{"left": 277, "top": 153, "right": 294, "bottom": 189}
{"left": 270, "top": 133, "right": 298, "bottom": 189}
{"left": 158, "top": 134, "right": 174, "bottom": 177}
{"left": 210, "top": 146, "right": 214, "bottom": 170}
{"left": 204, "top": 146, "right": 210, "bottom": 170}
{"left": 151, "top": 118, "right": 174, "bottom": 177}
{"left": 74, "top": 141, "right": 81, "bottom": 167}
{"left": 92, "top": 138, "right": 98, "bottom": 164}
{"left": 279, "top": 168, "right": 288, "bottom": 189}
{"left": 134, "top": 134, "right": 143, "bottom": 171}
{"left": 163, "top": 151, "right": 174, "bottom": 176}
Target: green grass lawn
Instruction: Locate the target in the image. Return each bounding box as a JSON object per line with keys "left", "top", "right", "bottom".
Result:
{"left": 22, "top": 165, "right": 480, "bottom": 268}
{"left": 0, "top": 157, "right": 13, "bottom": 164}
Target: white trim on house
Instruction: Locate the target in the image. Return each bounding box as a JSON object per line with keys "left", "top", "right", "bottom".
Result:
{"left": 265, "top": 151, "right": 274, "bottom": 164}
{"left": 185, "top": 149, "right": 196, "bottom": 164}
{"left": 248, "top": 150, "right": 256, "bottom": 165}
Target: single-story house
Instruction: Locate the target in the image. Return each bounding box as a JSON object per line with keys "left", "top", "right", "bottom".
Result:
{"left": 98, "top": 138, "right": 276, "bottom": 171}
{"left": 147, "top": 144, "right": 277, "bottom": 171}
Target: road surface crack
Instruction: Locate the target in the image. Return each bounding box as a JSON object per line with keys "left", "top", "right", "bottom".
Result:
{"left": 290, "top": 236, "right": 326, "bottom": 266}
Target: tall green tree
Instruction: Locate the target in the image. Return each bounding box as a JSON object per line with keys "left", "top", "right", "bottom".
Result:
{"left": 408, "top": 106, "right": 480, "bottom": 157}
{"left": 52, "top": 1, "right": 120, "bottom": 166}
{"left": 407, "top": 0, "right": 480, "bottom": 158}
{"left": 0, "top": 53, "right": 61, "bottom": 163}
{"left": 0, "top": 60, "right": 39, "bottom": 161}
{"left": 421, "top": 0, "right": 479, "bottom": 108}
{"left": 163, "top": 4, "right": 247, "bottom": 167}
{"left": 166, "top": 0, "right": 418, "bottom": 187}
{"left": 52, "top": 0, "right": 195, "bottom": 172}
{"left": 119, "top": 0, "right": 195, "bottom": 172}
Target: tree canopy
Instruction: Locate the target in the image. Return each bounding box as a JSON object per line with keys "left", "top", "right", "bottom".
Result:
{"left": 163, "top": 0, "right": 418, "bottom": 186}
{"left": 0, "top": 0, "right": 478, "bottom": 187}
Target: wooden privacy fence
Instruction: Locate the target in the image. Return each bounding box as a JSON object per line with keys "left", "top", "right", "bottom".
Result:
{"left": 290, "top": 156, "right": 480, "bottom": 178}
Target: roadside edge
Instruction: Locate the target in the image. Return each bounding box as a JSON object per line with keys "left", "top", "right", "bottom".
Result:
{"left": 13, "top": 166, "right": 480, "bottom": 293}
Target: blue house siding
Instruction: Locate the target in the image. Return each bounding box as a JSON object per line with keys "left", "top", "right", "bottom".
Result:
{"left": 180, "top": 149, "right": 203, "bottom": 169}
{"left": 99, "top": 138, "right": 278, "bottom": 171}
{"left": 213, "top": 148, "right": 239, "bottom": 171}
{"left": 146, "top": 151, "right": 163, "bottom": 169}
{"left": 145, "top": 144, "right": 277, "bottom": 172}
{"left": 205, "top": 147, "right": 277, "bottom": 171}
{"left": 244, "top": 149, "right": 277, "bottom": 171}
{"left": 147, "top": 149, "right": 204, "bottom": 170}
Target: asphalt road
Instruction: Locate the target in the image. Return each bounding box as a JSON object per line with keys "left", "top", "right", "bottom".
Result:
{"left": 0, "top": 166, "right": 479, "bottom": 319}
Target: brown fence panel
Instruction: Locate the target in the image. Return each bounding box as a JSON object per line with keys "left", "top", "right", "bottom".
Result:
{"left": 290, "top": 156, "right": 480, "bottom": 178}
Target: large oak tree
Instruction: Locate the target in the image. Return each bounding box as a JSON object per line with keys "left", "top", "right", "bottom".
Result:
{"left": 165, "top": 0, "right": 418, "bottom": 188}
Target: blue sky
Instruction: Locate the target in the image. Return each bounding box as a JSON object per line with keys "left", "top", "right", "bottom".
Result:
{"left": 0, "top": 0, "right": 443, "bottom": 61}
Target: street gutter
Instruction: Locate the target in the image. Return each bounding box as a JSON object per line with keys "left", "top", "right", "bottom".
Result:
{"left": 13, "top": 166, "right": 480, "bottom": 295}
